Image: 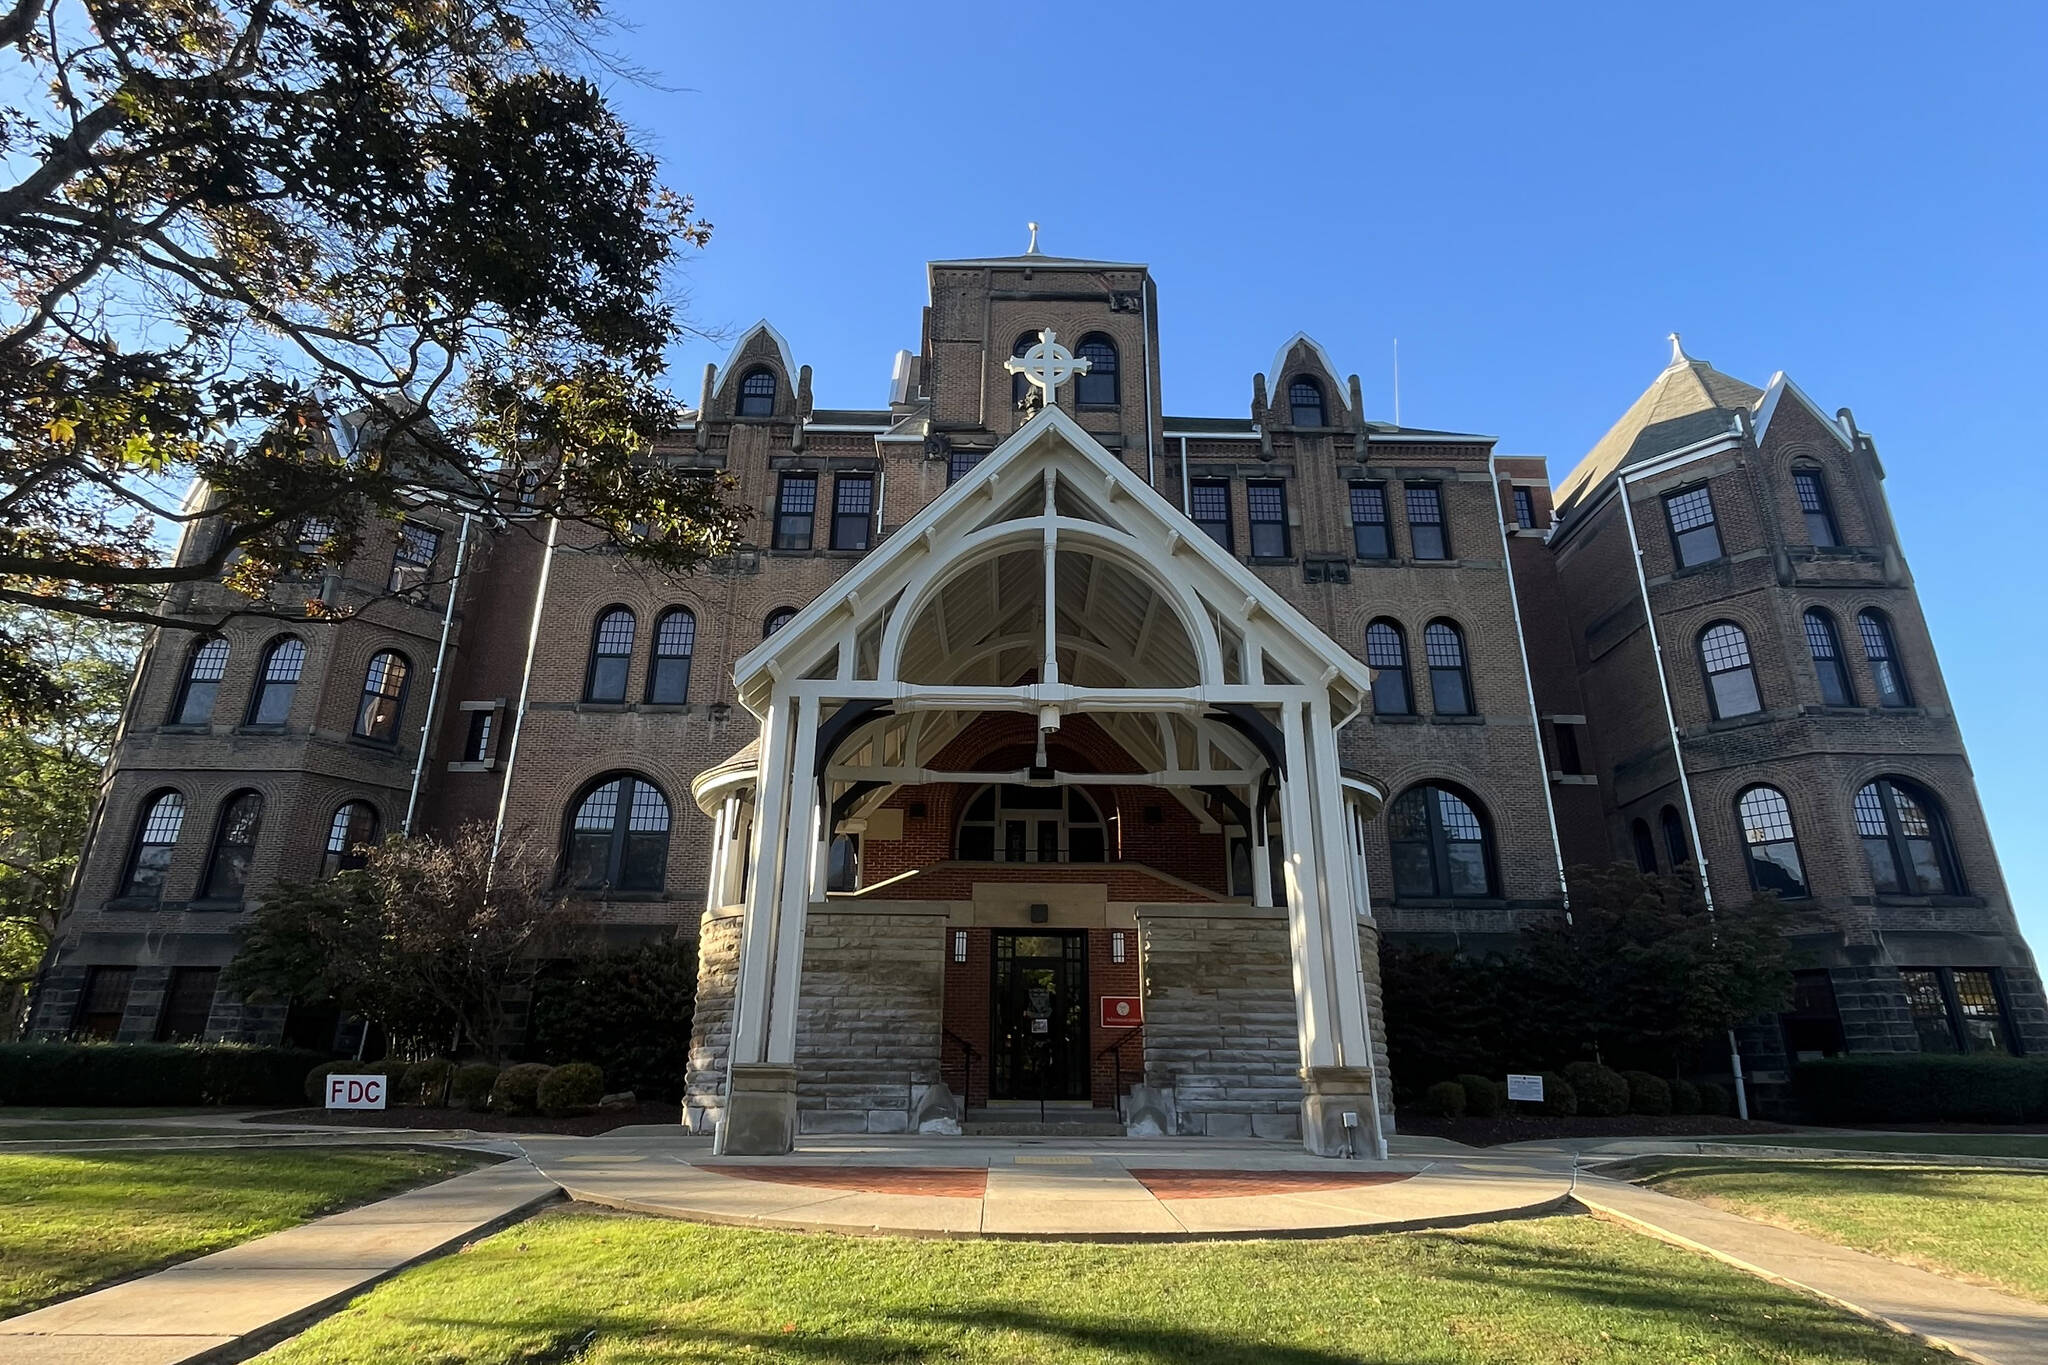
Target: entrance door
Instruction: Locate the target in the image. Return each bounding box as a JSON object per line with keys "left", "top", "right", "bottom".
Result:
{"left": 991, "top": 931, "right": 1089, "bottom": 1101}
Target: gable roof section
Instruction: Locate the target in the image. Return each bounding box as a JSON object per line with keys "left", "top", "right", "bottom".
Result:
{"left": 1752, "top": 371, "right": 1854, "bottom": 452}
{"left": 712, "top": 320, "right": 799, "bottom": 397}
{"left": 1555, "top": 348, "right": 1762, "bottom": 515}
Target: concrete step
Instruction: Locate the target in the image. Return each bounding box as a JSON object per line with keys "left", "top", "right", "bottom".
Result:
{"left": 963, "top": 1105, "right": 1124, "bottom": 1138}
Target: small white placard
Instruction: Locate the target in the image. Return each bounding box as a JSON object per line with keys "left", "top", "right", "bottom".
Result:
{"left": 1506, "top": 1073, "right": 1544, "bottom": 1103}
{"left": 325, "top": 1074, "right": 388, "bottom": 1110}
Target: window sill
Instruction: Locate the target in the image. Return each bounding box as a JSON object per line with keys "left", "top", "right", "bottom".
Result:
{"left": 1352, "top": 555, "right": 1397, "bottom": 567}
{"left": 446, "top": 760, "right": 496, "bottom": 773}
{"left": 157, "top": 724, "right": 211, "bottom": 736}
{"left": 1670, "top": 557, "right": 1730, "bottom": 577}
{"left": 1246, "top": 555, "right": 1296, "bottom": 567}
{"left": 1389, "top": 897, "right": 1508, "bottom": 910}
{"left": 575, "top": 701, "right": 629, "bottom": 713}
{"left": 765, "top": 547, "right": 815, "bottom": 557}
{"left": 102, "top": 896, "right": 162, "bottom": 912}
{"left": 560, "top": 889, "right": 670, "bottom": 903}
{"left": 637, "top": 702, "right": 696, "bottom": 714}
{"left": 1867, "top": 894, "right": 1987, "bottom": 909}
{"left": 1429, "top": 714, "right": 1485, "bottom": 726}
{"left": 1370, "top": 713, "right": 1422, "bottom": 725}
{"left": 1548, "top": 772, "right": 1599, "bottom": 785}
{"left": 186, "top": 899, "right": 246, "bottom": 912}
{"left": 347, "top": 735, "right": 402, "bottom": 753}
{"left": 822, "top": 547, "right": 870, "bottom": 557}
{"left": 1409, "top": 556, "right": 1456, "bottom": 566}
{"left": 233, "top": 724, "right": 289, "bottom": 736}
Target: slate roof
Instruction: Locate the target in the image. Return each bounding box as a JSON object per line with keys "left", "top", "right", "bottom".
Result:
{"left": 1555, "top": 347, "right": 1763, "bottom": 515}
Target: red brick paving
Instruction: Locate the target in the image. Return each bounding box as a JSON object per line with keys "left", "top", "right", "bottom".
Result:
{"left": 697, "top": 1164, "right": 989, "bottom": 1199}
{"left": 1125, "top": 1169, "right": 1416, "bottom": 1200}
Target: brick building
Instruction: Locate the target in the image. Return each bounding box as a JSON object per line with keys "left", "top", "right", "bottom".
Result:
{"left": 31, "top": 244, "right": 2044, "bottom": 1152}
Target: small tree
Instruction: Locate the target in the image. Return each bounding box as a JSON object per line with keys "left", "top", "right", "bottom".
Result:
{"left": 226, "top": 821, "right": 592, "bottom": 1058}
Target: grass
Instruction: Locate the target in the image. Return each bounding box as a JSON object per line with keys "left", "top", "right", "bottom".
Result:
{"left": 0, "top": 1146, "right": 480, "bottom": 1318}
{"left": 0, "top": 1123, "right": 256, "bottom": 1141}
{"left": 0, "top": 1106, "right": 235, "bottom": 1120}
{"left": 256, "top": 1207, "right": 1947, "bottom": 1364}
{"left": 1639, "top": 1158, "right": 2048, "bottom": 1303}
{"left": 1705, "top": 1132, "right": 2048, "bottom": 1160}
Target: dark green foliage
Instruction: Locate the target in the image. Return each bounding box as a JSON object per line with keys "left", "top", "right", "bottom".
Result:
{"left": 1457, "top": 1073, "right": 1502, "bottom": 1118}
{"left": 526, "top": 940, "right": 696, "bottom": 1101}
{"left": 1795, "top": 1055, "right": 2048, "bottom": 1124}
{"left": 1565, "top": 1062, "right": 1629, "bottom": 1117}
{"left": 1420, "top": 1080, "right": 1466, "bottom": 1118}
{"left": 304, "top": 1059, "right": 353, "bottom": 1104}
{"left": 1669, "top": 1078, "right": 1702, "bottom": 1115}
{"left": 538, "top": 1062, "right": 605, "bottom": 1117}
{"left": 401, "top": 1059, "right": 454, "bottom": 1107}
{"left": 453, "top": 1063, "right": 500, "bottom": 1112}
{"left": 1624, "top": 1070, "right": 1673, "bottom": 1116}
{"left": 0, "top": 1043, "right": 326, "bottom": 1106}
{"left": 1530, "top": 1072, "right": 1577, "bottom": 1117}
{"left": 1695, "top": 1081, "right": 1732, "bottom": 1116}
{"left": 492, "top": 1063, "right": 553, "bottom": 1116}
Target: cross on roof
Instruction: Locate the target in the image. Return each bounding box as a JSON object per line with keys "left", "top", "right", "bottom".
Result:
{"left": 1003, "top": 328, "right": 1090, "bottom": 407}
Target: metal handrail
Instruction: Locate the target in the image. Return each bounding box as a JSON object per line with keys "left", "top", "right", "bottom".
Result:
{"left": 1094, "top": 1027, "right": 1144, "bottom": 1119}
{"left": 941, "top": 1027, "right": 978, "bottom": 1111}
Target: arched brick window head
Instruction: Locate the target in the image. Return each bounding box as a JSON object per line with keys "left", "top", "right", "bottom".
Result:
{"left": 1737, "top": 786, "right": 1808, "bottom": 899}
{"left": 564, "top": 775, "right": 671, "bottom": 892}
{"left": 1288, "top": 376, "right": 1325, "bottom": 427}
{"left": 122, "top": 791, "right": 185, "bottom": 901}
{"left": 737, "top": 367, "right": 776, "bottom": 417}
{"left": 1387, "top": 784, "right": 1493, "bottom": 899}
{"left": 585, "top": 607, "right": 635, "bottom": 702}
{"left": 172, "top": 637, "right": 229, "bottom": 725}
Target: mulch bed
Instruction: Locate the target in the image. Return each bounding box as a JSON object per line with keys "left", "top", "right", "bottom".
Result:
{"left": 1397, "top": 1114, "right": 1794, "bottom": 1147}
{"left": 250, "top": 1101, "right": 684, "bottom": 1136}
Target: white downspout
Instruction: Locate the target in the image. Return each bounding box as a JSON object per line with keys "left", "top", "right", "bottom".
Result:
{"left": 404, "top": 512, "right": 472, "bottom": 834}
{"left": 490, "top": 513, "right": 563, "bottom": 868}
{"left": 1491, "top": 455, "right": 1568, "bottom": 908}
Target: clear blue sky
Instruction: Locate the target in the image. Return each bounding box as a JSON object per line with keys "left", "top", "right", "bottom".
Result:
{"left": 606, "top": 1, "right": 2047, "bottom": 944}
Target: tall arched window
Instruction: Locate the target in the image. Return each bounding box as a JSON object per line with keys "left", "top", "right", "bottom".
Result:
{"left": 647, "top": 608, "right": 696, "bottom": 704}
{"left": 199, "top": 790, "right": 263, "bottom": 901}
{"left": 1855, "top": 777, "right": 1961, "bottom": 896}
{"left": 1660, "top": 804, "right": 1690, "bottom": 868}
{"left": 1793, "top": 467, "right": 1842, "bottom": 547}
{"left": 1858, "top": 610, "right": 1911, "bottom": 708}
{"left": 354, "top": 651, "right": 409, "bottom": 742}
{"left": 737, "top": 367, "right": 776, "bottom": 417}
{"left": 585, "top": 607, "right": 635, "bottom": 702}
{"left": 1387, "top": 784, "right": 1493, "bottom": 899}
{"left": 1365, "top": 620, "right": 1411, "bottom": 715}
{"left": 121, "top": 791, "right": 185, "bottom": 901}
{"left": 1737, "top": 785, "right": 1808, "bottom": 898}
{"left": 956, "top": 784, "right": 1107, "bottom": 864}
{"left": 564, "top": 774, "right": 671, "bottom": 891}
{"left": 1074, "top": 334, "right": 1118, "bottom": 407}
{"left": 1803, "top": 610, "right": 1854, "bottom": 707}
{"left": 1288, "top": 376, "right": 1325, "bottom": 426}
{"left": 171, "top": 637, "right": 230, "bottom": 725}
{"left": 1424, "top": 620, "right": 1474, "bottom": 715}
{"left": 247, "top": 636, "right": 306, "bottom": 726}
{"left": 1699, "top": 622, "right": 1761, "bottom": 718}
{"left": 320, "top": 801, "right": 379, "bottom": 878}
{"left": 1630, "top": 818, "right": 1657, "bottom": 873}
{"left": 1010, "top": 332, "right": 1039, "bottom": 410}
{"left": 763, "top": 606, "right": 796, "bottom": 638}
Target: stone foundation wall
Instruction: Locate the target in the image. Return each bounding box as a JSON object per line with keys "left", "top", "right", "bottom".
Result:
{"left": 681, "top": 910, "right": 742, "bottom": 1133}
{"left": 794, "top": 909, "right": 946, "bottom": 1134}
{"left": 1138, "top": 910, "right": 1305, "bottom": 1139}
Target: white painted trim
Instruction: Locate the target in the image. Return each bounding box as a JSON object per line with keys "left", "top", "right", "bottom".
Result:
{"left": 1268, "top": 332, "right": 1345, "bottom": 398}
{"left": 1751, "top": 370, "right": 1855, "bottom": 451}
{"left": 712, "top": 320, "right": 799, "bottom": 397}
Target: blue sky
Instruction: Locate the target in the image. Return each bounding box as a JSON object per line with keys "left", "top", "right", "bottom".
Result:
{"left": 605, "top": 1, "right": 2047, "bottom": 943}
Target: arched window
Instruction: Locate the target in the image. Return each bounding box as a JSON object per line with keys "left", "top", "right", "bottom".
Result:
{"left": 1855, "top": 777, "right": 1961, "bottom": 896}
{"left": 199, "top": 790, "right": 263, "bottom": 901}
{"left": 320, "top": 801, "right": 379, "bottom": 878}
{"left": 956, "top": 784, "right": 1107, "bottom": 864}
{"left": 1010, "top": 332, "right": 1039, "bottom": 410}
{"left": 827, "top": 833, "right": 860, "bottom": 892}
{"left": 1630, "top": 818, "right": 1657, "bottom": 874}
{"left": 1793, "top": 467, "right": 1842, "bottom": 547}
{"left": 1365, "top": 620, "right": 1411, "bottom": 716}
{"left": 647, "top": 608, "right": 695, "bottom": 704}
{"left": 585, "top": 607, "right": 635, "bottom": 702}
{"left": 121, "top": 791, "right": 185, "bottom": 901}
{"left": 247, "top": 636, "right": 306, "bottom": 726}
{"left": 1803, "top": 610, "right": 1854, "bottom": 707}
{"left": 737, "top": 366, "right": 776, "bottom": 417}
{"left": 1288, "top": 376, "right": 1325, "bottom": 427}
{"left": 1423, "top": 620, "right": 1474, "bottom": 715}
{"left": 763, "top": 606, "right": 797, "bottom": 638}
{"left": 1737, "top": 786, "right": 1808, "bottom": 898}
{"left": 171, "top": 637, "right": 229, "bottom": 725}
{"left": 1858, "top": 610, "right": 1911, "bottom": 708}
{"left": 354, "top": 651, "right": 409, "bottom": 742}
{"left": 1387, "top": 784, "right": 1493, "bottom": 899}
{"left": 564, "top": 774, "right": 671, "bottom": 891}
{"left": 1699, "top": 622, "right": 1761, "bottom": 718}
{"left": 1074, "top": 334, "right": 1118, "bottom": 407}
{"left": 1660, "top": 805, "right": 1690, "bottom": 868}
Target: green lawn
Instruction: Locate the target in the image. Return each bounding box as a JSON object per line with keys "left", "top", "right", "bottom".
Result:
{"left": 0, "top": 1147, "right": 479, "bottom": 1318}
{"left": 1639, "top": 1158, "right": 2048, "bottom": 1303}
{"left": 256, "top": 1207, "right": 1946, "bottom": 1364}
{"left": 0, "top": 1123, "right": 256, "bottom": 1142}
{"left": 1708, "top": 1132, "right": 2048, "bottom": 1160}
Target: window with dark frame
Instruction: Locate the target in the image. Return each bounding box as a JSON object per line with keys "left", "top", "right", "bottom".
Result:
{"left": 737, "top": 367, "right": 776, "bottom": 417}
{"left": 1405, "top": 484, "right": 1447, "bottom": 559}
{"left": 72, "top": 965, "right": 134, "bottom": 1040}
{"left": 1074, "top": 334, "right": 1118, "bottom": 407}
{"left": 1858, "top": 610, "right": 1912, "bottom": 707}
{"left": 1552, "top": 721, "right": 1585, "bottom": 774}
{"left": 827, "top": 833, "right": 860, "bottom": 892}
{"left": 320, "top": 801, "right": 378, "bottom": 878}
{"left": 1513, "top": 485, "right": 1537, "bottom": 528}
{"left": 1387, "top": 784, "right": 1493, "bottom": 899}
{"left": 773, "top": 473, "right": 816, "bottom": 551}
{"left": 1246, "top": 479, "right": 1289, "bottom": 558}
{"left": 1782, "top": 969, "right": 1847, "bottom": 1060}
{"left": 1424, "top": 620, "right": 1474, "bottom": 715}
{"left": 1737, "top": 785, "right": 1809, "bottom": 899}
{"left": 648, "top": 608, "right": 695, "bottom": 703}
{"left": 1803, "top": 610, "right": 1855, "bottom": 707}
{"left": 1365, "top": 620, "right": 1411, "bottom": 715}
{"left": 154, "top": 966, "right": 220, "bottom": 1043}
{"left": 172, "top": 637, "right": 229, "bottom": 726}
{"left": 122, "top": 791, "right": 185, "bottom": 901}
{"left": 1190, "top": 479, "right": 1232, "bottom": 550}
{"left": 763, "top": 607, "right": 796, "bottom": 637}
{"left": 584, "top": 608, "right": 635, "bottom": 703}
{"left": 1288, "top": 377, "right": 1325, "bottom": 426}
{"left": 1663, "top": 485, "right": 1723, "bottom": 567}
{"left": 1900, "top": 967, "right": 2015, "bottom": 1055}
{"left": 246, "top": 636, "right": 305, "bottom": 726}
{"left": 354, "top": 651, "right": 408, "bottom": 742}
{"left": 831, "top": 474, "right": 875, "bottom": 551}
{"left": 387, "top": 523, "right": 440, "bottom": 596}
{"left": 564, "top": 774, "right": 671, "bottom": 892}
{"left": 1631, "top": 818, "right": 1657, "bottom": 873}
{"left": 1699, "top": 622, "right": 1762, "bottom": 718}
{"left": 199, "top": 791, "right": 263, "bottom": 901}
{"left": 1793, "top": 468, "right": 1842, "bottom": 547}
{"left": 1661, "top": 805, "right": 1690, "bottom": 868}
{"left": 1855, "top": 777, "right": 1961, "bottom": 897}
{"left": 948, "top": 447, "right": 985, "bottom": 483}
{"left": 1350, "top": 483, "right": 1390, "bottom": 558}
{"left": 1009, "top": 333, "right": 1038, "bottom": 411}
{"left": 461, "top": 709, "right": 493, "bottom": 762}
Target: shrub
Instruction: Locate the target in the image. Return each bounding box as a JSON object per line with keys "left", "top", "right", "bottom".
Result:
{"left": 1695, "top": 1080, "right": 1732, "bottom": 1116}
{"left": 527, "top": 941, "right": 697, "bottom": 1101}
{"left": 538, "top": 1062, "right": 605, "bottom": 1117}
{"left": 1457, "top": 1073, "right": 1502, "bottom": 1119}
{"left": 1794, "top": 1055, "right": 2048, "bottom": 1125}
{"left": 491, "top": 1062, "right": 553, "bottom": 1115}
{"left": 1564, "top": 1061, "right": 1629, "bottom": 1117}
{"left": 304, "top": 1059, "right": 353, "bottom": 1104}
{"left": 452, "top": 1062, "right": 499, "bottom": 1112}
{"left": 1669, "top": 1078, "right": 1701, "bottom": 1115}
{"left": 0, "top": 1043, "right": 329, "bottom": 1107}
{"left": 401, "top": 1058, "right": 454, "bottom": 1107}
{"left": 1523, "top": 1071, "right": 1576, "bottom": 1117}
{"left": 1420, "top": 1079, "right": 1466, "bottom": 1118}
{"left": 1623, "top": 1070, "right": 1672, "bottom": 1116}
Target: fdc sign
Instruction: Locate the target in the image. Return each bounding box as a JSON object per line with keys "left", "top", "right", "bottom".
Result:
{"left": 325, "top": 1074, "right": 387, "bottom": 1110}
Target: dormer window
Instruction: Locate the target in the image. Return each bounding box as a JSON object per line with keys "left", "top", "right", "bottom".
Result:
{"left": 737, "top": 367, "right": 776, "bottom": 417}
{"left": 1288, "top": 377, "right": 1325, "bottom": 427}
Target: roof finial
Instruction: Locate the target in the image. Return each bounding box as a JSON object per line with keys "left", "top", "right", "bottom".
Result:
{"left": 1025, "top": 221, "right": 1041, "bottom": 255}
{"left": 1668, "top": 331, "right": 1690, "bottom": 367}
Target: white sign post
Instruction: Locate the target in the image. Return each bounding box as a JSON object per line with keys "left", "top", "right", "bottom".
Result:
{"left": 1505, "top": 1073, "right": 1545, "bottom": 1104}
{"left": 325, "top": 1074, "right": 388, "bottom": 1110}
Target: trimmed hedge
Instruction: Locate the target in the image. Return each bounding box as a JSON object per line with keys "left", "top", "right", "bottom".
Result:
{"left": 1669, "top": 1078, "right": 1701, "bottom": 1116}
{"left": 1564, "top": 1061, "right": 1629, "bottom": 1117}
{"left": 401, "top": 1058, "right": 454, "bottom": 1107}
{"left": 1522, "top": 1071, "right": 1577, "bottom": 1117}
{"left": 1623, "top": 1070, "right": 1672, "bottom": 1116}
{"left": 492, "top": 1062, "right": 553, "bottom": 1116}
{"left": 539, "top": 1062, "right": 605, "bottom": 1117}
{"left": 452, "top": 1062, "right": 499, "bottom": 1112}
{"left": 1695, "top": 1080, "right": 1731, "bottom": 1116}
{"left": 1457, "top": 1073, "right": 1502, "bottom": 1119}
{"left": 0, "top": 1043, "right": 330, "bottom": 1107}
{"left": 1421, "top": 1079, "right": 1466, "bottom": 1118}
{"left": 1795, "top": 1054, "right": 2048, "bottom": 1124}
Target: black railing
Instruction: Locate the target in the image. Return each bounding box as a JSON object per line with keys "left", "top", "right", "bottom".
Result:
{"left": 941, "top": 1027, "right": 979, "bottom": 1113}
{"left": 1095, "top": 1027, "right": 1145, "bottom": 1120}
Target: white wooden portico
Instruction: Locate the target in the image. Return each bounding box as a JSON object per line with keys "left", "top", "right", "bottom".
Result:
{"left": 709, "top": 353, "right": 1389, "bottom": 1158}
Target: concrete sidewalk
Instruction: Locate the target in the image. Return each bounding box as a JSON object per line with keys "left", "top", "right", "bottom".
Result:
{"left": 1576, "top": 1175, "right": 2048, "bottom": 1365}
{"left": 0, "top": 1155, "right": 559, "bottom": 1365}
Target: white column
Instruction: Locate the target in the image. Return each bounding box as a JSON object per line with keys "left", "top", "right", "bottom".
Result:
{"left": 730, "top": 697, "right": 795, "bottom": 1068}
{"left": 1249, "top": 784, "right": 1274, "bottom": 909}
{"left": 1306, "top": 695, "right": 1371, "bottom": 1065}
{"left": 703, "top": 801, "right": 729, "bottom": 915}
{"left": 719, "top": 794, "right": 746, "bottom": 906}
{"left": 765, "top": 694, "right": 820, "bottom": 1064}
{"left": 1276, "top": 701, "right": 1338, "bottom": 1070}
